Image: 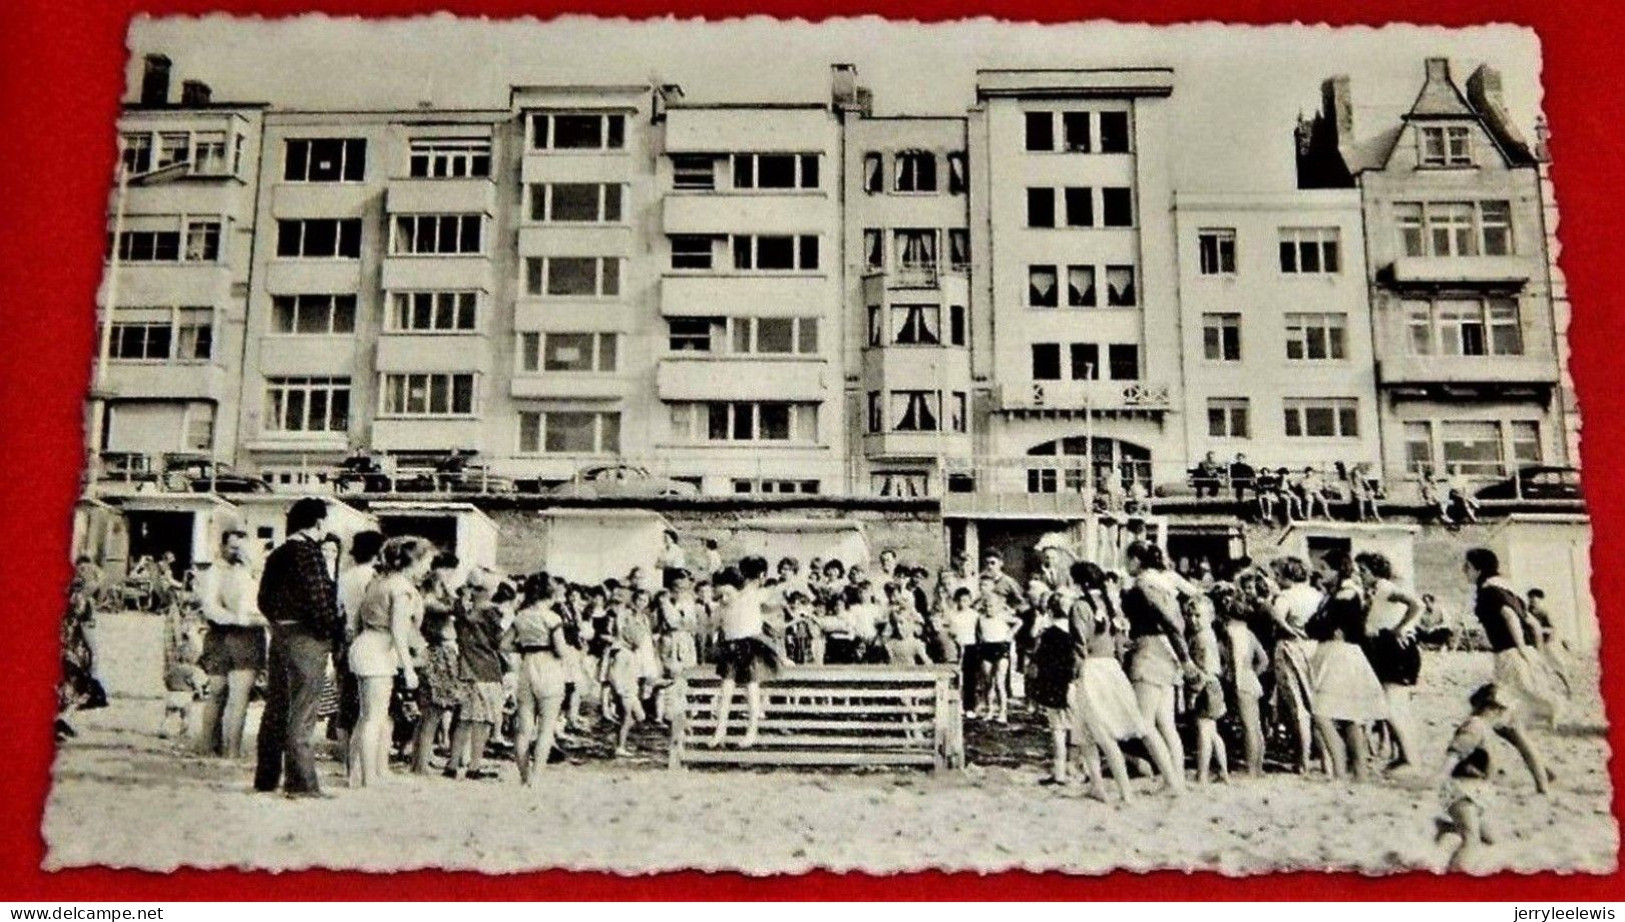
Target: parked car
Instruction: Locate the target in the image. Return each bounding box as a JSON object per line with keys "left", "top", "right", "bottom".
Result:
{"left": 169, "top": 459, "right": 273, "bottom": 494}
{"left": 1474, "top": 466, "right": 1582, "bottom": 501}
{"left": 547, "top": 464, "right": 700, "bottom": 499}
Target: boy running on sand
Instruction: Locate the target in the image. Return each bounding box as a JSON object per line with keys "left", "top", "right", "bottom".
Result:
{"left": 1434, "top": 682, "right": 1552, "bottom": 872}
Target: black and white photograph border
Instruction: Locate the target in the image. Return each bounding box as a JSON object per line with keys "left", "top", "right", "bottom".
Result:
{"left": 44, "top": 15, "right": 1614, "bottom": 875}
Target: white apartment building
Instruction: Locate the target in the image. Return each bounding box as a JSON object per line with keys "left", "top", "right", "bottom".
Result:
{"left": 967, "top": 69, "right": 1182, "bottom": 501}
{"left": 1172, "top": 190, "right": 1381, "bottom": 478}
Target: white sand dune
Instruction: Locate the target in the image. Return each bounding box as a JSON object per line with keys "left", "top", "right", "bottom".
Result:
{"left": 43, "top": 639, "right": 1616, "bottom": 875}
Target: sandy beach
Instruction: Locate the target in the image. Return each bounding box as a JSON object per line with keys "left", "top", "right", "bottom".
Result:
{"left": 43, "top": 618, "right": 1617, "bottom": 876}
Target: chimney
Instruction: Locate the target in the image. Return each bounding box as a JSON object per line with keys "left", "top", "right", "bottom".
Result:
{"left": 139, "top": 53, "right": 172, "bottom": 106}
{"left": 831, "top": 63, "right": 861, "bottom": 111}
{"left": 180, "top": 80, "right": 211, "bottom": 107}
{"left": 1424, "top": 56, "right": 1452, "bottom": 83}
{"left": 1320, "top": 75, "right": 1354, "bottom": 141}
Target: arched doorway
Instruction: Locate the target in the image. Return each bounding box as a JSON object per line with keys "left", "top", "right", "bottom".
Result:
{"left": 1025, "top": 435, "right": 1151, "bottom": 493}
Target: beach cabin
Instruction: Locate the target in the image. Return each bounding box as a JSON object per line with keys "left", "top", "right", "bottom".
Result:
{"left": 371, "top": 500, "right": 498, "bottom": 578}
{"left": 534, "top": 508, "right": 671, "bottom": 584}
{"left": 728, "top": 518, "right": 872, "bottom": 571}
{"left": 1281, "top": 521, "right": 1420, "bottom": 586}
{"left": 1495, "top": 514, "right": 1595, "bottom": 651}
{"left": 118, "top": 493, "right": 240, "bottom": 579}
{"left": 229, "top": 495, "right": 377, "bottom": 559}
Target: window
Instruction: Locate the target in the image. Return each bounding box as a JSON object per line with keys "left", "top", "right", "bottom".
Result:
{"left": 950, "top": 391, "right": 968, "bottom": 433}
{"left": 867, "top": 306, "right": 882, "bottom": 347}
{"left": 1063, "top": 265, "right": 1097, "bottom": 307}
{"left": 890, "top": 305, "right": 940, "bottom": 346}
{"left": 408, "top": 138, "right": 491, "bottom": 178}
{"left": 157, "top": 133, "right": 189, "bottom": 171}
{"left": 1404, "top": 297, "right": 1523, "bottom": 356}
{"left": 1207, "top": 398, "right": 1251, "bottom": 439}
{"left": 1283, "top": 398, "right": 1359, "bottom": 438}
{"left": 732, "top": 153, "right": 819, "bottom": 190}
{"left": 1440, "top": 421, "right": 1503, "bottom": 475}
{"left": 1065, "top": 187, "right": 1094, "bottom": 227}
{"left": 1024, "top": 112, "right": 1054, "bottom": 152}
{"left": 862, "top": 152, "right": 883, "bottom": 193}
{"left": 668, "top": 317, "right": 721, "bottom": 352}
{"left": 1395, "top": 201, "right": 1513, "bottom": 257}
{"left": 388, "top": 291, "right": 478, "bottom": 332}
{"left": 1098, "top": 111, "right": 1130, "bottom": 153}
{"left": 891, "top": 391, "right": 941, "bottom": 432}
{"left": 872, "top": 472, "right": 929, "bottom": 498}
{"left": 1105, "top": 266, "right": 1136, "bottom": 306}
{"left": 275, "top": 218, "right": 362, "bottom": 259}
{"left": 283, "top": 138, "right": 365, "bottom": 182}
{"left": 893, "top": 229, "right": 936, "bottom": 273}
{"left": 184, "top": 220, "right": 220, "bottom": 261}
{"left": 1480, "top": 201, "right": 1512, "bottom": 255}
{"left": 519, "top": 411, "right": 621, "bottom": 454}
{"left": 191, "top": 132, "right": 229, "bottom": 175}
{"left": 1069, "top": 343, "right": 1100, "bottom": 380}
{"left": 731, "top": 317, "right": 818, "bottom": 355}
{"left": 949, "top": 305, "right": 967, "bottom": 347}
{"left": 670, "top": 402, "right": 818, "bottom": 443}
{"left": 111, "top": 227, "right": 179, "bottom": 262}
{"left": 530, "top": 113, "right": 626, "bottom": 151}
{"left": 121, "top": 133, "right": 152, "bottom": 174}
{"left": 518, "top": 332, "right": 618, "bottom": 372}
{"left": 1101, "top": 187, "right": 1133, "bottom": 227}
{"left": 1202, "top": 313, "right": 1241, "bottom": 361}
{"left": 1404, "top": 421, "right": 1434, "bottom": 473}
{"left": 1108, "top": 344, "right": 1139, "bottom": 380}
{"left": 1198, "top": 229, "right": 1237, "bottom": 275}
{"left": 391, "top": 214, "right": 482, "bottom": 255}
{"left": 1027, "top": 188, "right": 1055, "bottom": 228}
{"left": 731, "top": 235, "right": 819, "bottom": 271}
{"left": 381, "top": 373, "right": 477, "bottom": 416}
{"left": 525, "top": 257, "right": 621, "bottom": 297}
{"left": 1429, "top": 203, "right": 1478, "bottom": 257}
{"left": 863, "top": 229, "right": 884, "bottom": 271}
{"left": 1278, "top": 227, "right": 1341, "bottom": 274}
{"left": 1510, "top": 421, "right": 1542, "bottom": 466}
{"left": 530, "top": 183, "right": 623, "bottom": 223}
{"left": 1029, "top": 266, "right": 1058, "bottom": 307}
{"left": 867, "top": 391, "right": 883, "bottom": 433}
{"left": 894, "top": 151, "right": 937, "bottom": 192}
{"left": 948, "top": 229, "right": 971, "bottom": 272}
{"left": 1420, "top": 125, "right": 1473, "bottom": 167}
{"left": 1062, "top": 112, "right": 1091, "bottom": 152}
{"left": 669, "top": 235, "right": 715, "bottom": 270}
{"left": 265, "top": 377, "right": 350, "bottom": 433}
{"left": 672, "top": 155, "right": 716, "bottom": 191}
{"left": 1284, "top": 313, "right": 1348, "bottom": 360}
{"left": 1032, "top": 343, "right": 1062, "bottom": 381}
{"left": 736, "top": 478, "right": 821, "bottom": 496}
{"left": 947, "top": 152, "right": 968, "bottom": 195}
{"left": 271, "top": 294, "right": 356, "bottom": 335}
{"left": 107, "top": 319, "right": 171, "bottom": 361}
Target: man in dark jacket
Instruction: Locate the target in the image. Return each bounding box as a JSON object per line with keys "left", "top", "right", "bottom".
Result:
{"left": 253, "top": 498, "right": 340, "bottom": 796}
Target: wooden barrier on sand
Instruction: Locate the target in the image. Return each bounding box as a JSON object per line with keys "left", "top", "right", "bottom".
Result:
{"left": 668, "top": 665, "right": 965, "bottom": 771}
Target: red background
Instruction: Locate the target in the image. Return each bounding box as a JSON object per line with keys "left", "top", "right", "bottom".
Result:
{"left": 2, "top": 0, "right": 1621, "bottom": 900}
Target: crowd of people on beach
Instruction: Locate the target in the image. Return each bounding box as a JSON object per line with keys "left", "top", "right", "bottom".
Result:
{"left": 58, "top": 496, "right": 1576, "bottom": 866}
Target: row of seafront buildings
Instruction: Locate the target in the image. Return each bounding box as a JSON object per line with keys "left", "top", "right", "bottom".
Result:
{"left": 91, "top": 53, "right": 1578, "bottom": 511}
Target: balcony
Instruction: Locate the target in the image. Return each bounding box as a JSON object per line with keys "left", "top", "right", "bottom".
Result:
{"left": 659, "top": 273, "right": 830, "bottom": 318}
{"left": 1377, "top": 353, "right": 1559, "bottom": 389}
{"left": 100, "top": 263, "right": 232, "bottom": 307}
{"left": 863, "top": 430, "right": 971, "bottom": 461}
{"left": 269, "top": 182, "right": 371, "bottom": 219}
{"left": 258, "top": 336, "right": 359, "bottom": 377}
{"left": 861, "top": 266, "right": 970, "bottom": 297}
{"left": 375, "top": 333, "right": 492, "bottom": 374}
{"left": 101, "top": 361, "right": 228, "bottom": 401}
{"left": 657, "top": 355, "right": 829, "bottom": 401}
{"left": 861, "top": 344, "right": 971, "bottom": 392}
{"left": 380, "top": 255, "right": 492, "bottom": 292}
{"left": 662, "top": 192, "right": 830, "bottom": 236}
{"left": 514, "top": 301, "right": 630, "bottom": 333}
{"left": 940, "top": 490, "right": 1097, "bottom": 519}
{"left": 1385, "top": 256, "right": 1532, "bottom": 288}
{"left": 518, "top": 224, "right": 635, "bottom": 258}
{"left": 993, "top": 380, "right": 1173, "bottom": 415}
{"left": 124, "top": 182, "right": 244, "bottom": 218}
{"left": 371, "top": 417, "right": 483, "bottom": 453}
{"left": 510, "top": 373, "right": 627, "bottom": 400}
{"left": 263, "top": 259, "right": 362, "bottom": 295}
{"left": 386, "top": 177, "right": 496, "bottom": 215}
